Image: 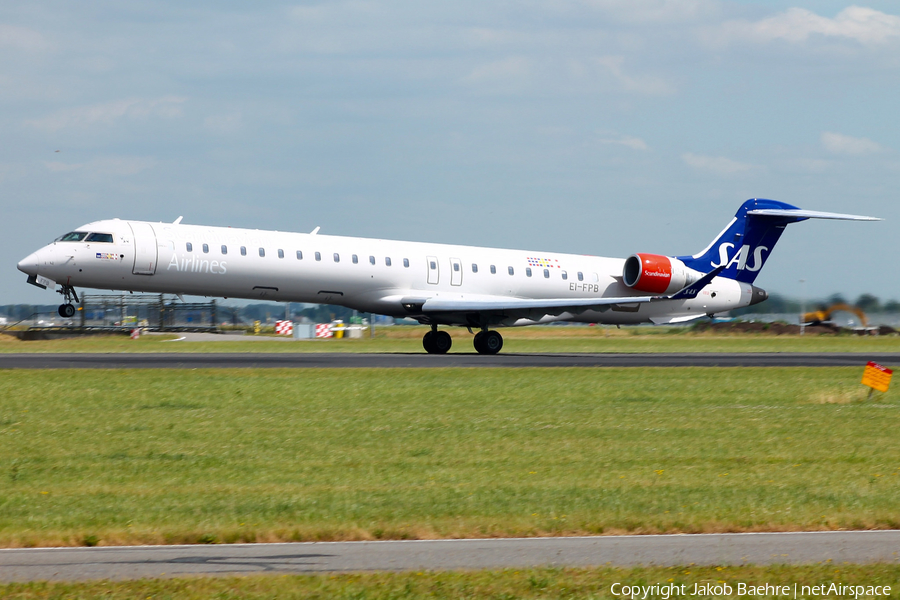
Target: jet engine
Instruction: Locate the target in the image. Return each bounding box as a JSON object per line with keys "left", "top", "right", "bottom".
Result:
{"left": 622, "top": 253, "right": 699, "bottom": 295}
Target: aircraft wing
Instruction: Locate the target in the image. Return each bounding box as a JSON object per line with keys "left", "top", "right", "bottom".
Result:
{"left": 399, "top": 269, "right": 718, "bottom": 320}
{"left": 412, "top": 294, "right": 654, "bottom": 316}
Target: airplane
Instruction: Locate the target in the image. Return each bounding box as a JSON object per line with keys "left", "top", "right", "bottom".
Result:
{"left": 17, "top": 198, "right": 878, "bottom": 354}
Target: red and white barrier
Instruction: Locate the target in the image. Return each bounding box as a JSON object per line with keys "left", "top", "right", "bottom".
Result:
{"left": 275, "top": 320, "right": 293, "bottom": 335}
{"left": 315, "top": 323, "right": 333, "bottom": 338}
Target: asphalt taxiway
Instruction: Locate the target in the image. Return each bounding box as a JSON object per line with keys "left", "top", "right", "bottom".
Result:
{"left": 2, "top": 531, "right": 899, "bottom": 581}
{"left": 1, "top": 352, "right": 898, "bottom": 369}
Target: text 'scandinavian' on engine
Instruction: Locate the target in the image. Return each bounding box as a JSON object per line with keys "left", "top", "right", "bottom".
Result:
{"left": 18, "top": 199, "right": 879, "bottom": 354}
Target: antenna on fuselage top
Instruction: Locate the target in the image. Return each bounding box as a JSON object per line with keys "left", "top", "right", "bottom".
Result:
{"left": 173, "top": 216, "right": 183, "bottom": 225}
{"left": 310, "top": 226, "right": 320, "bottom": 235}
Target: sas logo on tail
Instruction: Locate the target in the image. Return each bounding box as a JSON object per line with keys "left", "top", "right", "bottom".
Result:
{"left": 712, "top": 243, "right": 768, "bottom": 272}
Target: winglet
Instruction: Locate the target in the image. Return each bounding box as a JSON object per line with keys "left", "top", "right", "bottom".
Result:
{"left": 667, "top": 266, "right": 725, "bottom": 300}
{"left": 173, "top": 216, "right": 183, "bottom": 225}
{"left": 310, "top": 226, "right": 320, "bottom": 235}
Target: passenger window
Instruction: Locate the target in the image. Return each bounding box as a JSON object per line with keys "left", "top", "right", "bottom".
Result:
{"left": 240, "top": 246, "right": 247, "bottom": 256}
{"left": 334, "top": 253, "right": 340, "bottom": 262}
{"left": 472, "top": 263, "right": 478, "bottom": 273}
{"left": 429, "top": 260, "right": 436, "bottom": 269}
{"left": 186, "top": 242, "right": 193, "bottom": 252}
{"left": 370, "top": 256, "right": 376, "bottom": 265}
{"left": 203, "top": 243, "right": 209, "bottom": 254}
{"left": 403, "top": 258, "right": 409, "bottom": 268}
{"left": 490, "top": 265, "right": 496, "bottom": 274}
{"left": 259, "top": 248, "right": 265, "bottom": 257}
{"left": 221, "top": 245, "right": 227, "bottom": 255}
{"left": 453, "top": 263, "right": 460, "bottom": 272}
{"left": 544, "top": 268, "right": 550, "bottom": 278}
{"left": 525, "top": 267, "right": 532, "bottom": 277}
{"left": 561, "top": 270, "right": 567, "bottom": 280}
{"left": 315, "top": 252, "right": 321, "bottom": 261}
{"left": 385, "top": 257, "right": 392, "bottom": 266}
{"left": 278, "top": 249, "right": 285, "bottom": 259}
{"left": 352, "top": 254, "right": 358, "bottom": 264}
{"left": 577, "top": 272, "right": 584, "bottom": 281}
{"left": 296, "top": 250, "right": 303, "bottom": 260}
{"left": 85, "top": 233, "right": 114, "bottom": 243}
{"left": 508, "top": 266, "right": 514, "bottom": 276}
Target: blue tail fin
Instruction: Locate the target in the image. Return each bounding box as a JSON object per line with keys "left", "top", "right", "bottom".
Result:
{"left": 678, "top": 199, "right": 807, "bottom": 284}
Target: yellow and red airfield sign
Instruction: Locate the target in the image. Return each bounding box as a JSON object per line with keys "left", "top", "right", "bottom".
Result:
{"left": 862, "top": 361, "right": 893, "bottom": 394}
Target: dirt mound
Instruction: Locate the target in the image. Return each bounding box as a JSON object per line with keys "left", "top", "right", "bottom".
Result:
{"left": 694, "top": 321, "right": 839, "bottom": 335}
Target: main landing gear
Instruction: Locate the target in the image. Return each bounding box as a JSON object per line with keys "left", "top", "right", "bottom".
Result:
{"left": 57, "top": 285, "right": 79, "bottom": 318}
{"left": 421, "top": 326, "right": 504, "bottom": 355}
{"left": 473, "top": 329, "right": 503, "bottom": 355}
{"left": 423, "top": 325, "right": 452, "bottom": 354}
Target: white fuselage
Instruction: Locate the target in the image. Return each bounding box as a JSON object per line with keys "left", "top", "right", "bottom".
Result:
{"left": 17, "top": 219, "right": 758, "bottom": 327}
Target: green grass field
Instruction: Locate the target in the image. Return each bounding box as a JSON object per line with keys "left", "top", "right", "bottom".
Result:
{"left": 3, "top": 565, "right": 900, "bottom": 599}
{"left": 1, "top": 367, "right": 898, "bottom": 548}
{"left": 2, "top": 326, "right": 900, "bottom": 353}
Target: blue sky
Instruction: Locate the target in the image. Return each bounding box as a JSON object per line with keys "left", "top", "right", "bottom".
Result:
{"left": 2, "top": 1, "right": 897, "bottom": 305}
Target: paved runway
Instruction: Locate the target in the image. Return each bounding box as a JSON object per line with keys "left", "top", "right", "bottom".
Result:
{"left": 2, "top": 531, "right": 899, "bottom": 581}
{"left": 1, "top": 352, "right": 898, "bottom": 369}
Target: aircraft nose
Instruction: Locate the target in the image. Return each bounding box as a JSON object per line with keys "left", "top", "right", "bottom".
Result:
{"left": 17, "top": 250, "right": 43, "bottom": 276}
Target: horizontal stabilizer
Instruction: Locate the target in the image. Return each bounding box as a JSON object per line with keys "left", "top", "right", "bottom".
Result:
{"left": 746, "top": 208, "right": 881, "bottom": 221}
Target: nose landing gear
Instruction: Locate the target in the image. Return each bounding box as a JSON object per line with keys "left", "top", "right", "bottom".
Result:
{"left": 422, "top": 325, "right": 452, "bottom": 354}
{"left": 57, "top": 285, "right": 79, "bottom": 319}
{"left": 473, "top": 329, "right": 503, "bottom": 355}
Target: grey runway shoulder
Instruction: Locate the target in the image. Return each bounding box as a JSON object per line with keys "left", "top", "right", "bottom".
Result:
{"left": 2, "top": 531, "right": 900, "bottom": 581}
{"left": 1, "top": 352, "right": 899, "bottom": 369}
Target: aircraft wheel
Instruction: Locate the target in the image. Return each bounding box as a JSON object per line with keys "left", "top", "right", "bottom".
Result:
{"left": 432, "top": 330, "right": 452, "bottom": 354}
{"left": 58, "top": 303, "right": 75, "bottom": 318}
{"left": 423, "top": 330, "right": 451, "bottom": 354}
{"left": 422, "top": 331, "right": 436, "bottom": 353}
{"left": 479, "top": 330, "right": 503, "bottom": 355}
{"left": 473, "top": 331, "right": 485, "bottom": 353}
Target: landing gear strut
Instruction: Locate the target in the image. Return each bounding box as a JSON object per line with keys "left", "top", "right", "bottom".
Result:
{"left": 57, "top": 285, "right": 79, "bottom": 319}
{"left": 422, "top": 325, "right": 452, "bottom": 354}
{"left": 473, "top": 329, "right": 503, "bottom": 355}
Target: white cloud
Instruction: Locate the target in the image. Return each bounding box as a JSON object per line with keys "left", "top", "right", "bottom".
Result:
{"left": 717, "top": 6, "right": 900, "bottom": 46}
{"left": 26, "top": 96, "right": 187, "bottom": 132}
{"left": 598, "top": 135, "right": 648, "bottom": 151}
{"left": 593, "top": 56, "right": 674, "bottom": 95}
{"left": 821, "top": 131, "right": 885, "bottom": 155}
{"left": 681, "top": 152, "right": 757, "bottom": 175}
{"left": 0, "top": 24, "right": 51, "bottom": 52}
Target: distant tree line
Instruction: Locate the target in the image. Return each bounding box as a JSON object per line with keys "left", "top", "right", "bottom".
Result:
{"left": 732, "top": 293, "right": 900, "bottom": 316}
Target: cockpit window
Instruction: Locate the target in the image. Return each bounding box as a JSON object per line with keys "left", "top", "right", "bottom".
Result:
{"left": 85, "top": 232, "right": 114, "bottom": 243}
{"left": 57, "top": 231, "right": 88, "bottom": 242}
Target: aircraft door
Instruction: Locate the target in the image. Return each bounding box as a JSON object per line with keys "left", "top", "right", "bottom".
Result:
{"left": 129, "top": 222, "right": 158, "bottom": 275}
{"left": 449, "top": 257, "right": 462, "bottom": 286}
{"left": 426, "top": 255, "right": 439, "bottom": 285}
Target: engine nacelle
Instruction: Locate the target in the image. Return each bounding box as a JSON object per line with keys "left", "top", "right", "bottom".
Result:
{"left": 622, "top": 253, "right": 699, "bottom": 294}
